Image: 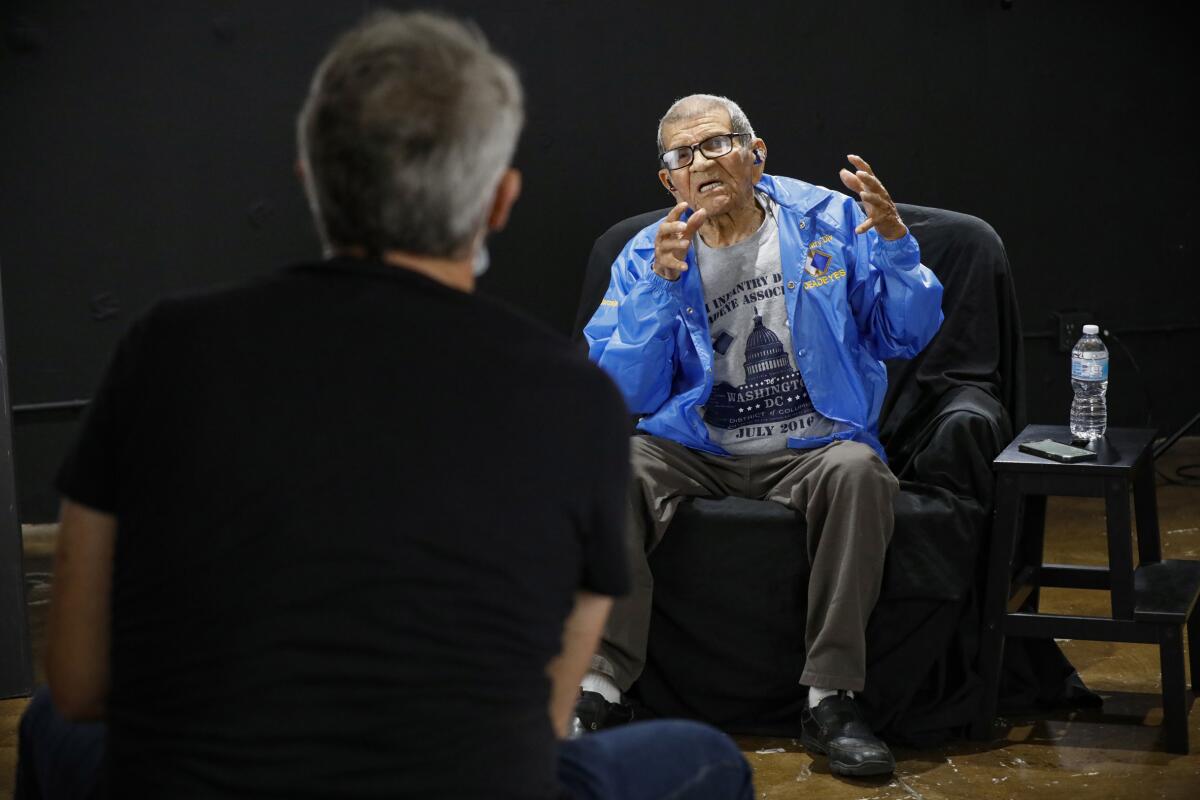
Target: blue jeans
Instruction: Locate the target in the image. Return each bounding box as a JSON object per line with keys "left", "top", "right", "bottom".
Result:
{"left": 15, "top": 688, "right": 105, "bottom": 800}
{"left": 558, "top": 720, "right": 754, "bottom": 799}
{"left": 17, "top": 688, "right": 752, "bottom": 799}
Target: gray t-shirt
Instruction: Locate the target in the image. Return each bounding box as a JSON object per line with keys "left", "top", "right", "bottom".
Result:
{"left": 697, "top": 196, "right": 836, "bottom": 454}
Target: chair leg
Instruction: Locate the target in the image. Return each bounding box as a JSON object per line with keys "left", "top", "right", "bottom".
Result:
{"left": 972, "top": 479, "right": 1022, "bottom": 741}
{"left": 1159, "top": 625, "right": 1190, "bottom": 755}
{"left": 1188, "top": 611, "right": 1200, "bottom": 695}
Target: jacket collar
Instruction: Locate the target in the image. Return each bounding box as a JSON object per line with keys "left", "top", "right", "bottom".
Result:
{"left": 755, "top": 173, "right": 835, "bottom": 215}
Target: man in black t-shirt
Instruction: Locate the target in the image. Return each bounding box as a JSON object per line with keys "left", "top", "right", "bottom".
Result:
{"left": 17, "top": 10, "right": 752, "bottom": 800}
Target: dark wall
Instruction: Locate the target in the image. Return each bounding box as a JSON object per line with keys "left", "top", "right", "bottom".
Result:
{"left": 2, "top": 1, "right": 1196, "bottom": 522}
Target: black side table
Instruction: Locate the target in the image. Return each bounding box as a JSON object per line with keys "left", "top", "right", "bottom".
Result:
{"left": 971, "top": 424, "right": 1200, "bottom": 753}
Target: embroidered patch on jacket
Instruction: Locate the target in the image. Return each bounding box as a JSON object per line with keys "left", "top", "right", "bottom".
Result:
{"left": 804, "top": 249, "right": 832, "bottom": 277}
{"left": 803, "top": 267, "right": 847, "bottom": 291}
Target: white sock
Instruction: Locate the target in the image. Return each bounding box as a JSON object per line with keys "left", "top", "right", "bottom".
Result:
{"left": 581, "top": 670, "right": 622, "bottom": 704}
{"left": 808, "top": 686, "right": 853, "bottom": 707}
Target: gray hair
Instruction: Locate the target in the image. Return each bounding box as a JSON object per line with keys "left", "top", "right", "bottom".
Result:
{"left": 298, "top": 10, "right": 524, "bottom": 258}
{"left": 656, "top": 94, "right": 755, "bottom": 155}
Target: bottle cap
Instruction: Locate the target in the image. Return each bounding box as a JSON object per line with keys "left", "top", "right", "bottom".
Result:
{"left": 1082, "top": 324, "right": 1099, "bottom": 335}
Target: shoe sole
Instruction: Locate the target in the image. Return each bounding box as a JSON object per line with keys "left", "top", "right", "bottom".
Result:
{"left": 800, "top": 732, "right": 895, "bottom": 777}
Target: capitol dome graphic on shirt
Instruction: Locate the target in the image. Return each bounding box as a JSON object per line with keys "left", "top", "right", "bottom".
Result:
{"left": 744, "top": 313, "right": 793, "bottom": 384}
{"left": 704, "top": 310, "right": 817, "bottom": 430}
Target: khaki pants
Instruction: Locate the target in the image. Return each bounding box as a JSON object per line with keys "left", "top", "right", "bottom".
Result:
{"left": 593, "top": 435, "right": 898, "bottom": 693}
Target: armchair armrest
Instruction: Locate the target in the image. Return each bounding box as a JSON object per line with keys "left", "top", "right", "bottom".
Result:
{"left": 887, "top": 385, "right": 1011, "bottom": 510}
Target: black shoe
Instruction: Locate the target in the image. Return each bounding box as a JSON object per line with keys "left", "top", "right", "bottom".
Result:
{"left": 572, "top": 691, "right": 635, "bottom": 734}
{"left": 800, "top": 692, "right": 895, "bottom": 777}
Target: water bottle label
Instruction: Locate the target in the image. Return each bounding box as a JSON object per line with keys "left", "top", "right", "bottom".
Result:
{"left": 1071, "top": 357, "right": 1109, "bottom": 381}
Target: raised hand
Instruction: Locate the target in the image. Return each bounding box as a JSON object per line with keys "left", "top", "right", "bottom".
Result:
{"left": 838, "top": 154, "right": 907, "bottom": 241}
{"left": 653, "top": 202, "right": 708, "bottom": 281}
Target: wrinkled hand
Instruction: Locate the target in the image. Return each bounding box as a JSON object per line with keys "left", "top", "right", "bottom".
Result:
{"left": 838, "top": 154, "right": 907, "bottom": 241}
{"left": 653, "top": 202, "right": 708, "bottom": 281}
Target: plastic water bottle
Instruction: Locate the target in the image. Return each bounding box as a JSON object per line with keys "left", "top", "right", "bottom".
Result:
{"left": 1070, "top": 324, "right": 1109, "bottom": 440}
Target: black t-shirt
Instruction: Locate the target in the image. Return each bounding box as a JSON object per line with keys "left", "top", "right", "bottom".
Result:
{"left": 57, "top": 257, "right": 631, "bottom": 799}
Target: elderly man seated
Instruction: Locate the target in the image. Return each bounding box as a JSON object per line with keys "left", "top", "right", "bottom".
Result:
{"left": 579, "top": 94, "right": 944, "bottom": 777}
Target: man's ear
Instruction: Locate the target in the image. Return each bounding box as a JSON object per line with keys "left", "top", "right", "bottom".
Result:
{"left": 487, "top": 168, "right": 522, "bottom": 232}
{"left": 658, "top": 168, "right": 677, "bottom": 195}
{"left": 751, "top": 138, "right": 767, "bottom": 180}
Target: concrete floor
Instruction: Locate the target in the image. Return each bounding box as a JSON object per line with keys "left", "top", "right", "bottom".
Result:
{"left": 2, "top": 440, "right": 1199, "bottom": 798}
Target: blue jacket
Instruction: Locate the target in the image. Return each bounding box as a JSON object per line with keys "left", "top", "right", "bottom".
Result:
{"left": 583, "top": 174, "right": 944, "bottom": 462}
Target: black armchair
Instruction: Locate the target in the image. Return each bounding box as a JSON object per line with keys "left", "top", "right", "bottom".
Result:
{"left": 573, "top": 203, "right": 1087, "bottom": 744}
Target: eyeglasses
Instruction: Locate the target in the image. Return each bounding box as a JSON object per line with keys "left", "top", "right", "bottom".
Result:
{"left": 659, "top": 132, "right": 752, "bottom": 171}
